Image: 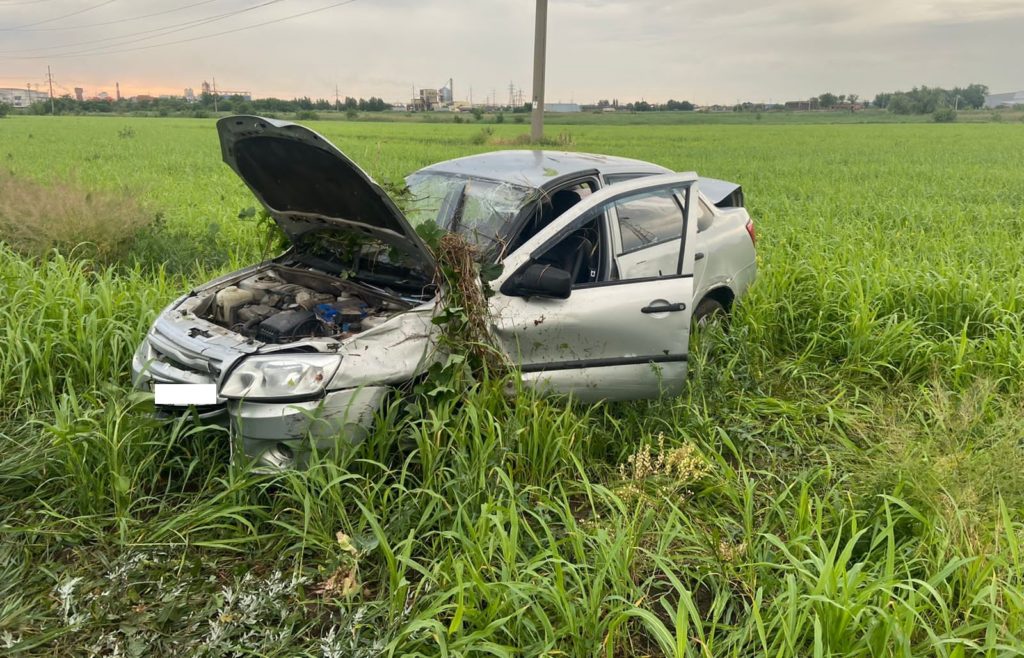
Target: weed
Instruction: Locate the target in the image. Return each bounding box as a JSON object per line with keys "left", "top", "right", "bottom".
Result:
{"left": 0, "top": 171, "right": 152, "bottom": 263}
{"left": 468, "top": 126, "right": 494, "bottom": 145}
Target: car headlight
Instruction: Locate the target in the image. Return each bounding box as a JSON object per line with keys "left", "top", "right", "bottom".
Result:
{"left": 221, "top": 354, "right": 342, "bottom": 401}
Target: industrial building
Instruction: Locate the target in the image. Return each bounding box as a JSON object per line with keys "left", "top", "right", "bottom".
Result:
{"left": 984, "top": 91, "right": 1024, "bottom": 108}
{"left": 0, "top": 87, "right": 50, "bottom": 108}
{"left": 200, "top": 81, "right": 251, "bottom": 101}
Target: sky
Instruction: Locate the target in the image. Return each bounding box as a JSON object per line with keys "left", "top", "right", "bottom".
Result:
{"left": 0, "top": 0, "right": 1021, "bottom": 103}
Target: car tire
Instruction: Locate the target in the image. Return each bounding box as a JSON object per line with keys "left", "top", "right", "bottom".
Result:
{"left": 691, "top": 297, "right": 727, "bottom": 332}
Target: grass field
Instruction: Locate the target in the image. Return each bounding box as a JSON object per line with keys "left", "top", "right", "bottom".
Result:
{"left": 1, "top": 115, "right": 1023, "bottom": 656}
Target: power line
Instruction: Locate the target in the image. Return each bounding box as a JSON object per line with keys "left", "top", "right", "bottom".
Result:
{"left": 5, "top": 0, "right": 222, "bottom": 32}
{"left": 10, "top": 0, "right": 359, "bottom": 60}
{"left": 0, "top": 0, "right": 289, "bottom": 55}
{"left": 0, "top": 0, "right": 62, "bottom": 6}
{"left": 5, "top": 0, "right": 116, "bottom": 29}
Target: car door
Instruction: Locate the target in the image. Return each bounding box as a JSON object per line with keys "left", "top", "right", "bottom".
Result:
{"left": 489, "top": 173, "right": 699, "bottom": 402}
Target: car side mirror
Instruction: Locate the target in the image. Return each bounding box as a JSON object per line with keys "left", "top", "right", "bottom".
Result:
{"left": 500, "top": 262, "right": 572, "bottom": 299}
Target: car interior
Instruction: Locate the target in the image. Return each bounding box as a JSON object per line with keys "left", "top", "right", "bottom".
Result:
{"left": 511, "top": 181, "right": 610, "bottom": 287}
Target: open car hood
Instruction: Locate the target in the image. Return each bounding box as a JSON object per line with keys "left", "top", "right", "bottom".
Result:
{"left": 217, "top": 116, "right": 435, "bottom": 278}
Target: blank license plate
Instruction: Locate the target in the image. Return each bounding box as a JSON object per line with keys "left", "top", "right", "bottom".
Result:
{"left": 154, "top": 383, "right": 218, "bottom": 406}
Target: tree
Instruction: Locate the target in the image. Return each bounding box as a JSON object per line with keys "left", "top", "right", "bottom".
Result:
{"left": 887, "top": 93, "right": 914, "bottom": 114}
{"left": 665, "top": 99, "right": 695, "bottom": 111}
{"left": 0, "top": 101, "right": 10, "bottom": 118}
{"left": 817, "top": 92, "right": 838, "bottom": 109}
{"left": 951, "top": 83, "right": 987, "bottom": 109}
{"left": 847, "top": 94, "right": 859, "bottom": 104}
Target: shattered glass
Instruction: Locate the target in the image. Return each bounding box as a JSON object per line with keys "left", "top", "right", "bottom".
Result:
{"left": 405, "top": 173, "right": 533, "bottom": 250}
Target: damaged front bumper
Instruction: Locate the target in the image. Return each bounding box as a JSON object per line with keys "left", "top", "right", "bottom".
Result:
{"left": 131, "top": 303, "right": 436, "bottom": 470}
{"left": 228, "top": 386, "right": 387, "bottom": 469}
{"left": 133, "top": 339, "right": 388, "bottom": 470}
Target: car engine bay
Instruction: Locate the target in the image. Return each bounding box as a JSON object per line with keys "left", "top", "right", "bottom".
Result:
{"left": 191, "top": 268, "right": 410, "bottom": 344}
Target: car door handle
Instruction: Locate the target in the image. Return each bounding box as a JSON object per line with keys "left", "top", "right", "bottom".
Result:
{"left": 641, "top": 302, "right": 686, "bottom": 314}
{"left": 694, "top": 251, "right": 705, "bottom": 261}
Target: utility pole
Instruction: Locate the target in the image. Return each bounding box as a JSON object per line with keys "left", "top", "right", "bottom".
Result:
{"left": 335, "top": 84, "right": 340, "bottom": 110}
{"left": 46, "top": 65, "right": 55, "bottom": 115}
{"left": 530, "top": 0, "right": 548, "bottom": 142}
{"left": 212, "top": 76, "right": 218, "bottom": 113}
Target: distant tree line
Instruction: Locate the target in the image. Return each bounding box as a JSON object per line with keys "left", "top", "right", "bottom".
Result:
{"left": 23, "top": 92, "right": 394, "bottom": 116}
{"left": 871, "top": 84, "right": 988, "bottom": 114}
{"left": 813, "top": 92, "right": 861, "bottom": 108}
{"left": 592, "top": 98, "right": 695, "bottom": 111}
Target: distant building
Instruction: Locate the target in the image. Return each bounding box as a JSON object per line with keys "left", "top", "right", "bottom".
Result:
{"left": 197, "top": 81, "right": 251, "bottom": 101}
{"left": 0, "top": 87, "right": 49, "bottom": 108}
{"left": 545, "top": 103, "right": 581, "bottom": 113}
{"left": 74, "top": 87, "right": 84, "bottom": 102}
{"left": 785, "top": 99, "right": 820, "bottom": 110}
{"left": 184, "top": 88, "right": 195, "bottom": 102}
{"left": 984, "top": 91, "right": 1024, "bottom": 108}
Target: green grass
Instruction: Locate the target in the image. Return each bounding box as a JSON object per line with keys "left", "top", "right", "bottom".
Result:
{"left": 1, "top": 115, "right": 1023, "bottom": 656}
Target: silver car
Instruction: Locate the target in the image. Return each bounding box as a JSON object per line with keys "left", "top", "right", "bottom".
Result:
{"left": 132, "top": 116, "right": 757, "bottom": 469}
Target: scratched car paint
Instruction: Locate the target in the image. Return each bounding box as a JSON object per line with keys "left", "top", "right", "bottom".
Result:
{"left": 132, "top": 116, "right": 757, "bottom": 469}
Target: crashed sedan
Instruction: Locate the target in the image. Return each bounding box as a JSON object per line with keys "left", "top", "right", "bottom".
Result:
{"left": 132, "top": 116, "right": 757, "bottom": 469}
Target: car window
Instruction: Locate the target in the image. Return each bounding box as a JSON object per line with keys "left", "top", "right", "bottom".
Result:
{"left": 534, "top": 215, "right": 605, "bottom": 287}
{"left": 531, "top": 185, "right": 688, "bottom": 286}
{"left": 604, "top": 172, "right": 655, "bottom": 186}
{"left": 612, "top": 188, "right": 687, "bottom": 280}
{"left": 615, "top": 190, "right": 684, "bottom": 253}
{"left": 404, "top": 172, "right": 533, "bottom": 251}
{"left": 507, "top": 180, "right": 597, "bottom": 255}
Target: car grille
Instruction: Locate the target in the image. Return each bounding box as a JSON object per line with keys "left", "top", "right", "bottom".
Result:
{"left": 143, "top": 329, "right": 226, "bottom": 386}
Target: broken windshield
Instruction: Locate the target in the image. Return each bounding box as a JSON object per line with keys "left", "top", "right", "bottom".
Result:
{"left": 404, "top": 172, "right": 533, "bottom": 251}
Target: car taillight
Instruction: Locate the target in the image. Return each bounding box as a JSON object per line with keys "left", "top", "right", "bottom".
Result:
{"left": 745, "top": 219, "right": 756, "bottom": 246}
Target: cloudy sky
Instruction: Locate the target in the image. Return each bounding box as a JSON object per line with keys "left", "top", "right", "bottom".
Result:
{"left": 0, "top": 0, "right": 1021, "bottom": 103}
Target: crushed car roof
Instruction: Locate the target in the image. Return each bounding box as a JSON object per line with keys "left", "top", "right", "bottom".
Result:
{"left": 415, "top": 150, "right": 671, "bottom": 189}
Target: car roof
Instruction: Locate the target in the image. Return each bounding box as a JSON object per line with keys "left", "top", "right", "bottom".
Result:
{"left": 414, "top": 149, "right": 672, "bottom": 190}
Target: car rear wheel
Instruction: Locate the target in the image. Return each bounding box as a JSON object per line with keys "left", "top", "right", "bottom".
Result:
{"left": 691, "top": 297, "right": 727, "bottom": 332}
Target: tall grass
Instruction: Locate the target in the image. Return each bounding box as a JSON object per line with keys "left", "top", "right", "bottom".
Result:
{"left": 0, "top": 117, "right": 1022, "bottom": 655}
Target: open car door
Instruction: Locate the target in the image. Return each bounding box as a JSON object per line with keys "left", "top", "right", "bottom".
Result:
{"left": 490, "top": 173, "right": 700, "bottom": 402}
